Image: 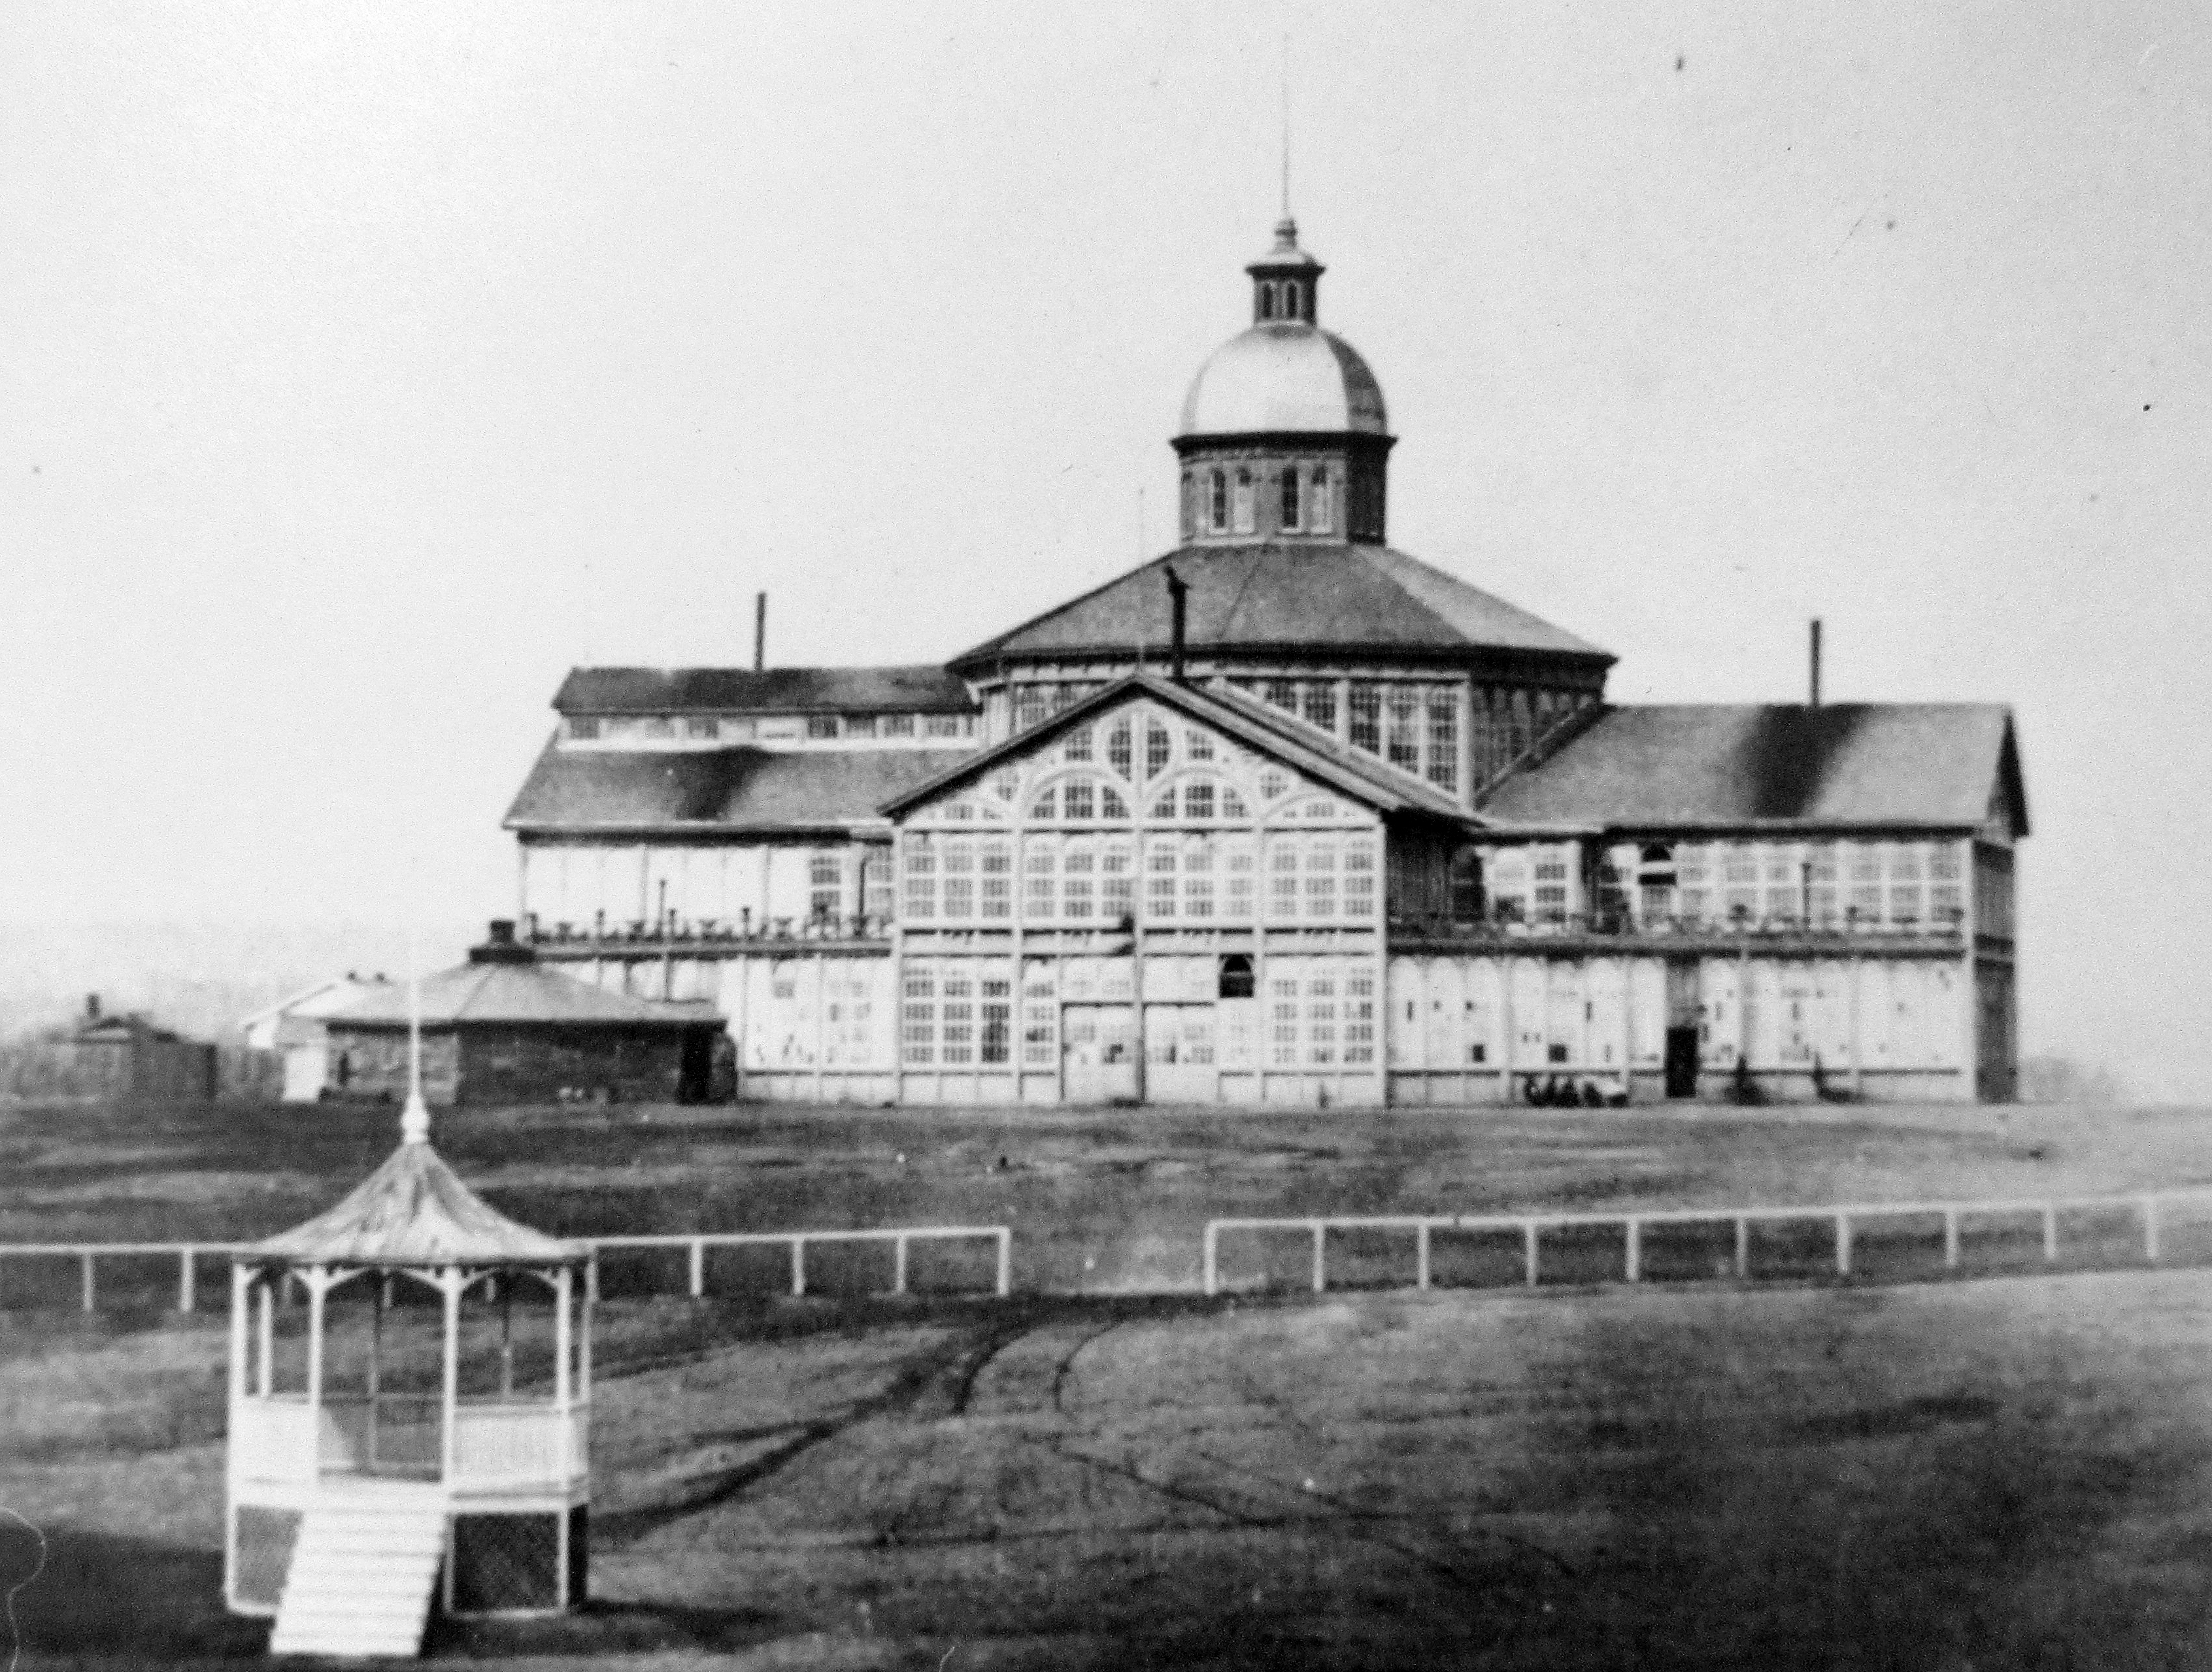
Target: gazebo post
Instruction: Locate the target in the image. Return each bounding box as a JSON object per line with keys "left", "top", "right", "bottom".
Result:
{"left": 367, "top": 1273, "right": 383, "bottom": 1471}
{"left": 305, "top": 1265, "right": 327, "bottom": 1475}
{"left": 440, "top": 1265, "right": 461, "bottom": 1488}
{"left": 554, "top": 1267, "right": 571, "bottom": 1416}
{"left": 225, "top": 1262, "right": 247, "bottom": 1611}
{"left": 499, "top": 1277, "right": 514, "bottom": 1400}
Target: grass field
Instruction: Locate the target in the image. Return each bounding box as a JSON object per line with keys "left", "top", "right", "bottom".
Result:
{"left": 5, "top": 1095, "right": 2212, "bottom": 1667}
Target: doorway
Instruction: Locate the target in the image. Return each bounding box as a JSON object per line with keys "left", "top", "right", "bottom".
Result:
{"left": 1664, "top": 1027, "right": 1701, "bottom": 1099}
{"left": 1145, "top": 1005, "right": 1218, "bottom": 1104}
{"left": 1062, "top": 1005, "right": 1139, "bottom": 1103}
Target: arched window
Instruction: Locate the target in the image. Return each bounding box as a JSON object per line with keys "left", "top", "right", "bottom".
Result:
{"left": 1258, "top": 282, "right": 1276, "bottom": 321}
{"left": 1280, "top": 466, "right": 1301, "bottom": 531}
{"left": 1232, "top": 469, "right": 1255, "bottom": 533}
{"left": 1219, "top": 953, "right": 1256, "bottom": 999}
{"left": 1307, "top": 467, "right": 1333, "bottom": 533}
{"left": 1209, "top": 469, "right": 1228, "bottom": 533}
{"left": 1180, "top": 471, "right": 1195, "bottom": 538}
{"left": 1282, "top": 281, "right": 1301, "bottom": 320}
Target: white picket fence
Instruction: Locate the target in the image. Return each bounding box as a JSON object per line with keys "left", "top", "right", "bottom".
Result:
{"left": 1202, "top": 1186, "right": 2212, "bottom": 1297}
{"left": 0, "top": 1224, "right": 1013, "bottom": 1311}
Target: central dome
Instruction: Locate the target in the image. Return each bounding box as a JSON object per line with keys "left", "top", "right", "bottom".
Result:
{"left": 1179, "top": 324, "right": 1389, "bottom": 438}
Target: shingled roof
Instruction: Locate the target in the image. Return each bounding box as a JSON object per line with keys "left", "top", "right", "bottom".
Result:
{"left": 249, "top": 1140, "right": 582, "bottom": 1267}
{"left": 1479, "top": 705, "right": 2028, "bottom": 833}
{"left": 555, "top": 665, "right": 974, "bottom": 715}
{"left": 950, "top": 543, "right": 1611, "bottom": 673}
{"left": 505, "top": 745, "right": 976, "bottom": 834}
{"left": 325, "top": 958, "right": 715, "bottom": 1029}
{"left": 880, "top": 673, "right": 1479, "bottom": 831}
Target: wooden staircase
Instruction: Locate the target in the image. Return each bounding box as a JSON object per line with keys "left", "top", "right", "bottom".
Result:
{"left": 269, "top": 1481, "right": 448, "bottom": 1659}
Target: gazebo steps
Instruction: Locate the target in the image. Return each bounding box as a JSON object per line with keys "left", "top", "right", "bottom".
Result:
{"left": 269, "top": 1486, "right": 448, "bottom": 1660}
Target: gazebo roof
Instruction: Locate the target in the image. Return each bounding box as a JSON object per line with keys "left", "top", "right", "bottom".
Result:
{"left": 247, "top": 1138, "right": 582, "bottom": 1268}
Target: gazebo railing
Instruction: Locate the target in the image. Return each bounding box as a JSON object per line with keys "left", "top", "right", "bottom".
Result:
{"left": 229, "top": 1392, "right": 588, "bottom": 1490}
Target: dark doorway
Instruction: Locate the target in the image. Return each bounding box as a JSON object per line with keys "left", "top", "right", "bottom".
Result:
{"left": 678, "top": 1030, "right": 714, "bottom": 1103}
{"left": 1218, "top": 954, "right": 1255, "bottom": 999}
{"left": 1664, "top": 1027, "right": 1700, "bottom": 1099}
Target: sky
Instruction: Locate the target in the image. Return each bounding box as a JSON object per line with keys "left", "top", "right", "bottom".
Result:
{"left": 2, "top": 3, "right": 2207, "bottom": 1093}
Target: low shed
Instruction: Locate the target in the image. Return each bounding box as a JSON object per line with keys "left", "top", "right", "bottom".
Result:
{"left": 325, "top": 922, "right": 722, "bottom": 1107}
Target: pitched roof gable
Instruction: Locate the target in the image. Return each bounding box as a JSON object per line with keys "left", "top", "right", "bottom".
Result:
{"left": 879, "top": 673, "right": 1480, "bottom": 830}
{"left": 1479, "top": 704, "right": 2028, "bottom": 833}
{"left": 950, "top": 543, "right": 1610, "bottom": 671}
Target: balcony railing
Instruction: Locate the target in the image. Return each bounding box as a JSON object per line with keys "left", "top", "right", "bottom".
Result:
{"left": 1389, "top": 907, "right": 1972, "bottom": 946}
{"left": 524, "top": 911, "right": 892, "bottom": 949}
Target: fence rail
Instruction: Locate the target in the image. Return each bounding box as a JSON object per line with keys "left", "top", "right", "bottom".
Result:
{"left": 1202, "top": 1187, "right": 2212, "bottom": 1297}
{"left": 0, "top": 1224, "right": 1013, "bottom": 1312}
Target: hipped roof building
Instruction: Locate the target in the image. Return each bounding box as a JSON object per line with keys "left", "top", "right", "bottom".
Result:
{"left": 498, "top": 215, "right": 2025, "bottom": 1107}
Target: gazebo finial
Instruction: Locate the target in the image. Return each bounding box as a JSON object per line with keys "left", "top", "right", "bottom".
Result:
{"left": 401, "top": 939, "right": 429, "bottom": 1145}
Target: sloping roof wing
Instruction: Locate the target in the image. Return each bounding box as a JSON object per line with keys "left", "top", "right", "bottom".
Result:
{"left": 554, "top": 665, "right": 973, "bottom": 715}
{"left": 1479, "top": 704, "right": 2026, "bottom": 830}
{"left": 505, "top": 744, "right": 977, "bottom": 835}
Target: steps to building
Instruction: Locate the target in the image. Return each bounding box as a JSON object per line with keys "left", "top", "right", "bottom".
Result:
{"left": 269, "top": 1483, "right": 448, "bottom": 1660}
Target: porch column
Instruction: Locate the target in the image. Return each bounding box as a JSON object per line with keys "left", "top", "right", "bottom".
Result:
{"left": 227, "top": 1264, "right": 248, "bottom": 1405}
{"left": 305, "top": 1267, "right": 327, "bottom": 1475}
{"left": 554, "top": 1267, "right": 572, "bottom": 1416}
{"left": 440, "top": 1267, "right": 461, "bottom": 1485}
{"left": 256, "top": 1277, "right": 274, "bottom": 1397}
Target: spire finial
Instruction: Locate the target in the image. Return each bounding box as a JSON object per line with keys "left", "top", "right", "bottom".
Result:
{"left": 401, "top": 931, "right": 429, "bottom": 1145}
{"left": 1280, "top": 33, "right": 1292, "bottom": 222}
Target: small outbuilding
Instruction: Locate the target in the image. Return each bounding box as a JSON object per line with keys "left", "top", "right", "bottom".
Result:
{"left": 241, "top": 974, "right": 396, "bottom": 1103}
{"left": 324, "top": 922, "right": 722, "bottom": 1107}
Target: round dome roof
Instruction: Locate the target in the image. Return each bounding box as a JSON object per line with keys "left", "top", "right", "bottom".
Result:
{"left": 1178, "top": 323, "right": 1388, "bottom": 438}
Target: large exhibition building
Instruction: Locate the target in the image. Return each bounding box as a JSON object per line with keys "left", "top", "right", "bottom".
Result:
{"left": 502, "top": 218, "right": 2027, "bottom": 1107}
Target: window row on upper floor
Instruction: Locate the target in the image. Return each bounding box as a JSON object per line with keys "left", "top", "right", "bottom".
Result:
{"left": 900, "top": 829, "right": 1379, "bottom": 926}
{"left": 1181, "top": 463, "right": 1335, "bottom": 538}
{"left": 566, "top": 711, "right": 975, "bottom": 744}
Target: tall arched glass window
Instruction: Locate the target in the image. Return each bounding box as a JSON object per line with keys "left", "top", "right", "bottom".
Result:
{"left": 1307, "top": 467, "right": 1333, "bottom": 533}
{"left": 1258, "top": 283, "right": 1276, "bottom": 321}
{"left": 1232, "top": 468, "right": 1255, "bottom": 533}
{"left": 1283, "top": 281, "right": 1301, "bottom": 320}
{"left": 1279, "top": 465, "right": 1301, "bottom": 531}
{"left": 1209, "top": 469, "right": 1228, "bottom": 532}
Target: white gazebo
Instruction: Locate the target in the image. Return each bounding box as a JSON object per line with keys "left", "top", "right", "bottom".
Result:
{"left": 224, "top": 1090, "right": 592, "bottom": 1658}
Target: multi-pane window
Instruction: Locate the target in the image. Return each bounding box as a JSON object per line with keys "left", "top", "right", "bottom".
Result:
{"left": 980, "top": 841, "right": 1011, "bottom": 919}
{"left": 1264, "top": 679, "right": 1298, "bottom": 713}
{"left": 1806, "top": 844, "right": 1837, "bottom": 926}
{"left": 925, "top": 713, "right": 965, "bottom": 739}
{"left": 1764, "top": 849, "right": 1801, "bottom": 924}
{"left": 1186, "top": 731, "right": 1214, "bottom": 761}
{"left": 1269, "top": 840, "right": 1301, "bottom": 920}
{"left": 1722, "top": 845, "right": 1759, "bottom": 924}
{"left": 1270, "top": 977, "right": 1301, "bottom": 1067}
{"left": 1225, "top": 838, "right": 1256, "bottom": 919}
{"left": 845, "top": 715, "right": 878, "bottom": 739}
{"left": 686, "top": 715, "right": 718, "bottom": 739}
{"left": 1344, "top": 973, "right": 1375, "bottom": 1065}
{"left": 1847, "top": 843, "right": 1883, "bottom": 924}
{"left": 862, "top": 851, "right": 893, "bottom": 926}
{"left": 1181, "top": 837, "right": 1215, "bottom": 918}
{"left": 939, "top": 973, "right": 974, "bottom": 1065}
{"left": 1064, "top": 726, "right": 1092, "bottom": 762}
{"left": 902, "top": 970, "right": 935, "bottom": 1065}
{"left": 1147, "top": 838, "right": 1179, "bottom": 919}
{"left": 807, "top": 714, "right": 840, "bottom": 739}
{"left": 809, "top": 852, "right": 843, "bottom": 924}
{"left": 1307, "top": 975, "right": 1337, "bottom": 1066}
{"left": 1386, "top": 688, "right": 1420, "bottom": 771}
{"left": 1022, "top": 965, "right": 1057, "bottom": 1068}
{"left": 1307, "top": 468, "right": 1333, "bottom": 533}
{"left": 903, "top": 837, "right": 937, "bottom": 919}
{"left": 1107, "top": 719, "right": 1133, "bottom": 777}
{"left": 1343, "top": 838, "right": 1377, "bottom": 920}
{"left": 1675, "top": 845, "right": 1709, "bottom": 924}
{"left": 1533, "top": 850, "right": 1570, "bottom": 924}
{"left": 1348, "top": 686, "right": 1381, "bottom": 754}
{"left": 1100, "top": 839, "right": 1135, "bottom": 921}
{"left": 1303, "top": 836, "right": 1338, "bottom": 918}
{"left": 942, "top": 841, "right": 976, "bottom": 920}
{"left": 980, "top": 978, "right": 1011, "bottom": 1066}
{"left": 1060, "top": 842, "right": 1094, "bottom": 919}
{"left": 1301, "top": 682, "right": 1337, "bottom": 731}
{"left": 1145, "top": 720, "right": 1171, "bottom": 778}
{"left": 882, "top": 714, "right": 916, "bottom": 737}
{"left": 1025, "top": 842, "right": 1055, "bottom": 919}
{"left": 1209, "top": 469, "right": 1228, "bottom": 531}
{"left": 1425, "top": 690, "right": 1459, "bottom": 794}
{"left": 1929, "top": 844, "right": 1964, "bottom": 925}
{"left": 1887, "top": 844, "right": 1924, "bottom": 925}
{"left": 1014, "top": 688, "right": 1051, "bottom": 731}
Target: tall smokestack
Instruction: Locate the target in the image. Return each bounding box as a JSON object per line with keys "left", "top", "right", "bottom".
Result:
{"left": 1809, "top": 618, "right": 1822, "bottom": 708}
{"left": 754, "top": 592, "right": 767, "bottom": 673}
{"left": 1164, "top": 567, "right": 1188, "bottom": 683}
